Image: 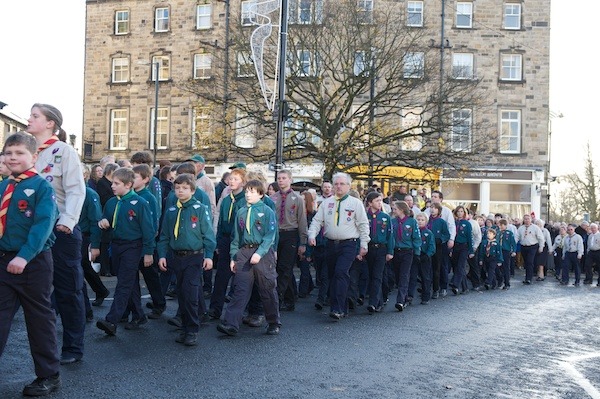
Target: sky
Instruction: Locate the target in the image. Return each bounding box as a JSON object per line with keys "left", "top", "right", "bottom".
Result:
{"left": 0, "top": 0, "right": 596, "bottom": 178}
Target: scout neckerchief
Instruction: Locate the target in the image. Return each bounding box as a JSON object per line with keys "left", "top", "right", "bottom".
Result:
{"left": 174, "top": 199, "right": 188, "bottom": 239}
{"left": 112, "top": 190, "right": 134, "bottom": 229}
{"left": 37, "top": 135, "right": 60, "bottom": 153}
{"left": 334, "top": 194, "right": 348, "bottom": 226}
{"left": 485, "top": 240, "right": 491, "bottom": 257}
{"left": 246, "top": 204, "right": 252, "bottom": 233}
{"left": 0, "top": 167, "right": 38, "bottom": 237}
{"left": 228, "top": 192, "right": 236, "bottom": 222}
{"left": 368, "top": 208, "right": 380, "bottom": 238}
{"left": 396, "top": 215, "right": 408, "bottom": 241}
{"left": 279, "top": 189, "right": 293, "bottom": 221}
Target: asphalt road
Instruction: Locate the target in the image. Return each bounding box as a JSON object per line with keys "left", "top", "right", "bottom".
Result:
{"left": 2, "top": 270, "right": 600, "bottom": 399}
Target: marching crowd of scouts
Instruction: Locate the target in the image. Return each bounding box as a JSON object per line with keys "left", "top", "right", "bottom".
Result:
{"left": 1, "top": 104, "right": 599, "bottom": 397}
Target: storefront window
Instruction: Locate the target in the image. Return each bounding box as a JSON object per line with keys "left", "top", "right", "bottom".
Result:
{"left": 490, "top": 183, "right": 530, "bottom": 202}
{"left": 444, "top": 183, "right": 480, "bottom": 200}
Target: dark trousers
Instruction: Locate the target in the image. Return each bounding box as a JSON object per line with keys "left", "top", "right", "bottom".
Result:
{"left": 409, "top": 253, "right": 432, "bottom": 301}
{"left": 312, "top": 246, "right": 328, "bottom": 303}
{"left": 585, "top": 250, "right": 600, "bottom": 283}
{"left": 52, "top": 227, "right": 86, "bottom": 359}
{"left": 483, "top": 258, "right": 500, "bottom": 287}
{"left": 450, "top": 242, "right": 469, "bottom": 289}
{"left": 500, "top": 250, "right": 512, "bottom": 287}
{"left": 467, "top": 252, "right": 482, "bottom": 289}
{"left": 520, "top": 244, "right": 539, "bottom": 282}
{"left": 209, "top": 236, "right": 233, "bottom": 316}
{"left": 431, "top": 239, "right": 444, "bottom": 293}
{"left": 554, "top": 248, "right": 563, "bottom": 279}
{"left": 326, "top": 239, "right": 358, "bottom": 314}
{"left": 81, "top": 234, "right": 109, "bottom": 298}
{"left": 105, "top": 240, "right": 144, "bottom": 324}
{"left": 348, "top": 258, "right": 365, "bottom": 304}
{"left": 393, "top": 248, "right": 414, "bottom": 305}
{"left": 366, "top": 245, "right": 387, "bottom": 307}
{"left": 99, "top": 231, "right": 112, "bottom": 275}
{"left": 0, "top": 250, "right": 59, "bottom": 378}
{"left": 223, "top": 248, "right": 279, "bottom": 330}
{"left": 137, "top": 250, "right": 165, "bottom": 309}
{"left": 171, "top": 252, "right": 204, "bottom": 333}
{"left": 298, "top": 257, "right": 315, "bottom": 296}
{"left": 276, "top": 230, "right": 299, "bottom": 306}
{"left": 562, "top": 252, "right": 580, "bottom": 284}
{"left": 381, "top": 262, "right": 394, "bottom": 302}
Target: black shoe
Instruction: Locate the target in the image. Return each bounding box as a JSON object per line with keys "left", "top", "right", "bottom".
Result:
{"left": 22, "top": 373, "right": 61, "bottom": 397}
{"left": 217, "top": 323, "right": 238, "bottom": 336}
{"left": 145, "top": 302, "right": 154, "bottom": 310}
{"left": 451, "top": 287, "right": 459, "bottom": 295}
{"left": 432, "top": 291, "right": 439, "bottom": 299}
{"left": 440, "top": 289, "right": 447, "bottom": 297}
{"left": 573, "top": 282, "right": 581, "bottom": 287}
{"left": 224, "top": 295, "right": 231, "bottom": 303}
{"left": 124, "top": 316, "right": 148, "bottom": 330}
{"left": 297, "top": 293, "right": 307, "bottom": 299}
{"left": 536, "top": 277, "right": 545, "bottom": 281}
{"left": 314, "top": 301, "right": 324, "bottom": 310}
{"left": 86, "top": 311, "right": 94, "bottom": 322}
{"left": 207, "top": 309, "right": 220, "bottom": 320}
{"left": 374, "top": 305, "right": 384, "bottom": 312}
{"left": 484, "top": 284, "right": 490, "bottom": 290}
{"left": 96, "top": 319, "right": 117, "bottom": 336}
{"left": 183, "top": 332, "right": 198, "bottom": 346}
{"left": 165, "top": 289, "right": 177, "bottom": 299}
{"left": 502, "top": 285, "right": 510, "bottom": 290}
{"left": 329, "top": 311, "right": 344, "bottom": 320}
{"left": 266, "top": 324, "right": 280, "bottom": 335}
{"left": 147, "top": 307, "right": 165, "bottom": 320}
{"left": 421, "top": 301, "right": 429, "bottom": 305}
{"left": 92, "top": 291, "right": 109, "bottom": 306}
{"left": 167, "top": 316, "right": 183, "bottom": 328}
{"left": 59, "top": 355, "right": 81, "bottom": 365}
{"left": 356, "top": 296, "right": 364, "bottom": 306}
{"left": 175, "top": 332, "right": 186, "bottom": 344}
{"left": 584, "top": 280, "right": 592, "bottom": 285}
{"left": 395, "top": 302, "right": 405, "bottom": 312}
{"left": 367, "top": 305, "right": 376, "bottom": 313}
{"left": 279, "top": 303, "right": 295, "bottom": 311}
{"left": 522, "top": 280, "right": 531, "bottom": 285}
{"left": 246, "top": 315, "right": 265, "bottom": 328}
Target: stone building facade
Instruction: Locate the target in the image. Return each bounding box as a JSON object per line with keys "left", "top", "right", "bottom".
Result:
{"left": 82, "top": 0, "right": 550, "bottom": 217}
{"left": 0, "top": 102, "right": 27, "bottom": 144}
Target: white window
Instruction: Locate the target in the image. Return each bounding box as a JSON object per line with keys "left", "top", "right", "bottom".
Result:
{"left": 298, "top": 0, "right": 313, "bottom": 24}
{"left": 403, "top": 52, "right": 424, "bottom": 78}
{"left": 456, "top": 2, "right": 473, "bottom": 28}
{"left": 194, "top": 53, "right": 212, "bottom": 79}
{"left": 235, "top": 111, "right": 256, "bottom": 148}
{"left": 155, "top": 7, "right": 169, "bottom": 32}
{"left": 112, "top": 57, "right": 129, "bottom": 83}
{"left": 192, "top": 107, "right": 211, "bottom": 148}
{"left": 451, "top": 109, "right": 472, "bottom": 152}
{"left": 237, "top": 51, "right": 254, "bottom": 77}
{"left": 401, "top": 108, "right": 423, "bottom": 151}
{"left": 110, "top": 109, "right": 128, "bottom": 150}
{"left": 407, "top": 1, "right": 423, "bottom": 27}
{"left": 504, "top": 3, "right": 521, "bottom": 30}
{"left": 297, "top": 49, "right": 316, "bottom": 77}
{"left": 284, "top": 108, "right": 321, "bottom": 147}
{"left": 151, "top": 56, "right": 170, "bottom": 81}
{"left": 115, "top": 10, "right": 129, "bottom": 35}
{"left": 150, "top": 108, "right": 169, "bottom": 149}
{"left": 196, "top": 4, "right": 212, "bottom": 30}
{"left": 500, "top": 53, "right": 522, "bottom": 81}
{"left": 500, "top": 109, "right": 521, "bottom": 153}
{"left": 241, "top": 0, "right": 257, "bottom": 26}
{"left": 354, "top": 51, "right": 369, "bottom": 76}
{"left": 357, "top": 0, "right": 373, "bottom": 24}
{"left": 452, "top": 53, "right": 474, "bottom": 79}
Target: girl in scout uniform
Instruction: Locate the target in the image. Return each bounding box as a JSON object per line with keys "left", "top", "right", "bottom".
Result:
{"left": 391, "top": 201, "right": 420, "bottom": 311}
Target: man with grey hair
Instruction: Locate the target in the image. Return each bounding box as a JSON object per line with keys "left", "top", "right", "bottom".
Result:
{"left": 308, "top": 173, "right": 370, "bottom": 320}
{"left": 404, "top": 195, "right": 421, "bottom": 216}
{"left": 584, "top": 223, "right": 600, "bottom": 285}
{"left": 561, "top": 224, "right": 584, "bottom": 286}
{"left": 515, "top": 214, "right": 545, "bottom": 285}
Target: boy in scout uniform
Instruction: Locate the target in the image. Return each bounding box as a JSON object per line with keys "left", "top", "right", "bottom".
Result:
{"left": 158, "top": 174, "right": 216, "bottom": 346}
{"left": 96, "top": 168, "right": 155, "bottom": 336}
{"left": 0, "top": 132, "right": 61, "bottom": 396}
{"left": 217, "top": 179, "right": 280, "bottom": 336}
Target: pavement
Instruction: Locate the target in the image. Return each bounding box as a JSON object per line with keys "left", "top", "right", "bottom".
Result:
{"left": 2, "top": 269, "right": 600, "bottom": 398}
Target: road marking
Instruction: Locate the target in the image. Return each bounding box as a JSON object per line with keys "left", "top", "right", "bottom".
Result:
{"left": 559, "top": 353, "right": 600, "bottom": 399}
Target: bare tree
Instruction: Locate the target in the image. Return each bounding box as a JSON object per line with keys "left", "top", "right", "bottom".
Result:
{"left": 183, "top": 0, "right": 495, "bottom": 180}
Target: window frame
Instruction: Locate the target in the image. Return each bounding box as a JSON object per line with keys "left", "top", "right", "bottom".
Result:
{"left": 194, "top": 53, "right": 212, "bottom": 80}
{"left": 403, "top": 52, "right": 424, "bottom": 79}
{"left": 237, "top": 51, "right": 254, "bottom": 78}
{"left": 111, "top": 57, "right": 130, "bottom": 83}
{"left": 406, "top": 1, "right": 423, "bottom": 27}
{"left": 155, "top": 7, "right": 170, "bottom": 32}
{"left": 451, "top": 52, "right": 474, "bottom": 80}
{"left": 192, "top": 106, "right": 211, "bottom": 148}
{"left": 297, "top": 49, "right": 317, "bottom": 77}
{"left": 196, "top": 4, "right": 212, "bottom": 30}
{"left": 500, "top": 53, "right": 523, "bottom": 81}
{"left": 499, "top": 109, "right": 521, "bottom": 154}
{"left": 451, "top": 108, "right": 472, "bottom": 152}
{"left": 241, "top": 0, "right": 257, "bottom": 26}
{"left": 115, "top": 10, "right": 130, "bottom": 35}
{"left": 503, "top": 3, "right": 521, "bottom": 30}
{"left": 234, "top": 111, "right": 257, "bottom": 148}
{"left": 110, "top": 109, "right": 128, "bottom": 150}
{"left": 151, "top": 56, "right": 171, "bottom": 81}
{"left": 150, "top": 107, "right": 169, "bottom": 150}
{"left": 356, "top": 0, "right": 374, "bottom": 24}
{"left": 456, "top": 2, "right": 473, "bottom": 29}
